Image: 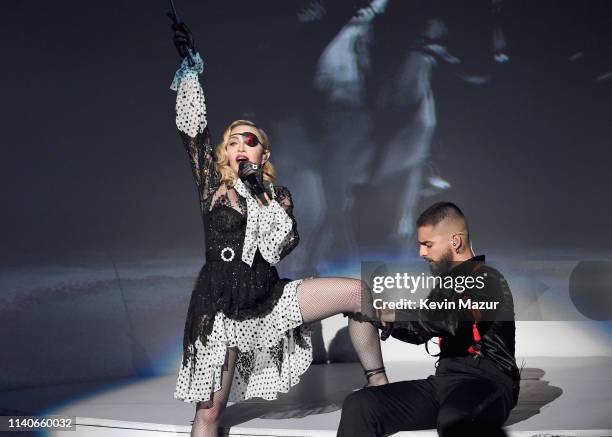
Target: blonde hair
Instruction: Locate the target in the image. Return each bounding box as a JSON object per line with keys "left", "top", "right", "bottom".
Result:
{"left": 216, "top": 120, "right": 276, "bottom": 186}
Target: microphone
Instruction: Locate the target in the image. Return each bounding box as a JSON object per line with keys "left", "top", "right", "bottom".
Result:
{"left": 239, "top": 161, "right": 269, "bottom": 206}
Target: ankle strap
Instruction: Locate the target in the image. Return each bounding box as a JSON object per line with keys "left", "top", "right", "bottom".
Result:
{"left": 364, "top": 366, "right": 386, "bottom": 379}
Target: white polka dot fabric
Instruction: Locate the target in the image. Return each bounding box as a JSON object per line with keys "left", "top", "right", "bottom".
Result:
{"left": 256, "top": 198, "right": 294, "bottom": 266}
{"left": 233, "top": 179, "right": 293, "bottom": 267}
{"left": 174, "top": 279, "right": 312, "bottom": 403}
{"left": 170, "top": 50, "right": 207, "bottom": 138}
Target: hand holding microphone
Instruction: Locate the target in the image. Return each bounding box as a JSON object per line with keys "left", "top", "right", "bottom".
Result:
{"left": 239, "top": 161, "right": 270, "bottom": 206}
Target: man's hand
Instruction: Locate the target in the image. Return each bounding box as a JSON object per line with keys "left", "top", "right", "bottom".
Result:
{"left": 379, "top": 307, "right": 396, "bottom": 327}
{"left": 378, "top": 309, "right": 395, "bottom": 341}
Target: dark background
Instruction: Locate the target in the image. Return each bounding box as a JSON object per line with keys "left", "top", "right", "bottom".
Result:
{"left": 1, "top": 1, "right": 611, "bottom": 409}
{"left": 1, "top": 0, "right": 611, "bottom": 263}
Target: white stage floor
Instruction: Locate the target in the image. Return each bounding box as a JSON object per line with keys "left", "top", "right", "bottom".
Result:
{"left": 2, "top": 357, "right": 609, "bottom": 436}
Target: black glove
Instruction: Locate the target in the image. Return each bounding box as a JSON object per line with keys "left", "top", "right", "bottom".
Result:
{"left": 171, "top": 21, "right": 195, "bottom": 59}
{"left": 239, "top": 161, "right": 269, "bottom": 205}
{"left": 387, "top": 323, "right": 431, "bottom": 345}
{"left": 379, "top": 323, "right": 394, "bottom": 341}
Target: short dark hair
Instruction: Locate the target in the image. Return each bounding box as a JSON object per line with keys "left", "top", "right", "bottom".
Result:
{"left": 416, "top": 202, "right": 466, "bottom": 228}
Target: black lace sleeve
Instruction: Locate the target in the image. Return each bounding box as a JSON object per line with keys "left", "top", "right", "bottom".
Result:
{"left": 178, "top": 129, "right": 218, "bottom": 214}
{"left": 171, "top": 51, "right": 220, "bottom": 215}
{"left": 274, "top": 186, "right": 300, "bottom": 260}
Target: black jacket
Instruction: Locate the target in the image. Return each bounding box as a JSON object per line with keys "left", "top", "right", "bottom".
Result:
{"left": 390, "top": 255, "right": 521, "bottom": 384}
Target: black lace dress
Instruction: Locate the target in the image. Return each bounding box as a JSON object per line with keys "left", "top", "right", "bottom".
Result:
{"left": 170, "top": 51, "right": 312, "bottom": 404}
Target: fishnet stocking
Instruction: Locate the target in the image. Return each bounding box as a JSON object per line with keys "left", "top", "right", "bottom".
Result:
{"left": 296, "top": 278, "right": 387, "bottom": 384}
{"left": 191, "top": 347, "right": 238, "bottom": 437}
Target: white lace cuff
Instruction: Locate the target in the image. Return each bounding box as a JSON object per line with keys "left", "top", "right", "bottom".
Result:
{"left": 257, "top": 200, "right": 293, "bottom": 266}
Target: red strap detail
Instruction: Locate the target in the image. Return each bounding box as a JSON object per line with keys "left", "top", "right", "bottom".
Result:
{"left": 467, "top": 322, "right": 482, "bottom": 356}
{"left": 468, "top": 345, "right": 482, "bottom": 356}
{"left": 467, "top": 262, "right": 485, "bottom": 356}
{"left": 472, "top": 322, "right": 481, "bottom": 342}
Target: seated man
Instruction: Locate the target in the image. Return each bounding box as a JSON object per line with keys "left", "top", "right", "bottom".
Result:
{"left": 337, "top": 202, "right": 520, "bottom": 437}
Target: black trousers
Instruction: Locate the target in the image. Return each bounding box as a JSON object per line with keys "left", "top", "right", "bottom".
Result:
{"left": 337, "top": 357, "right": 519, "bottom": 437}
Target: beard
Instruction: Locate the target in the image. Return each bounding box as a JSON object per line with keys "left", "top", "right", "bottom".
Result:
{"left": 428, "top": 248, "right": 454, "bottom": 276}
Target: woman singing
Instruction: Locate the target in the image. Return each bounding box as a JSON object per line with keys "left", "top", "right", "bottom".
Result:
{"left": 169, "top": 23, "right": 388, "bottom": 437}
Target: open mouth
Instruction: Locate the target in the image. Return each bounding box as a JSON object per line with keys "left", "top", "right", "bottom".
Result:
{"left": 236, "top": 155, "right": 249, "bottom": 163}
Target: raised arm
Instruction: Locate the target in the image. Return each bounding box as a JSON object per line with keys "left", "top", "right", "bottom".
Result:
{"left": 170, "top": 24, "right": 219, "bottom": 214}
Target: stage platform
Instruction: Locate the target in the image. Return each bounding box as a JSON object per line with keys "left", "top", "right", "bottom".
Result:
{"left": 3, "top": 357, "right": 609, "bottom": 437}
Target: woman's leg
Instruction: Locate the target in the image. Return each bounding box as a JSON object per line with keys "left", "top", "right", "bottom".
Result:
{"left": 191, "top": 347, "right": 238, "bottom": 437}
{"left": 296, "top": 278, "right": 388, "bottom": 386}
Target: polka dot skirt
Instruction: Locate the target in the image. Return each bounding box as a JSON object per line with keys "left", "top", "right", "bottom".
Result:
{"left": 174, "top": 279, "right": 312, "bottom": 403}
